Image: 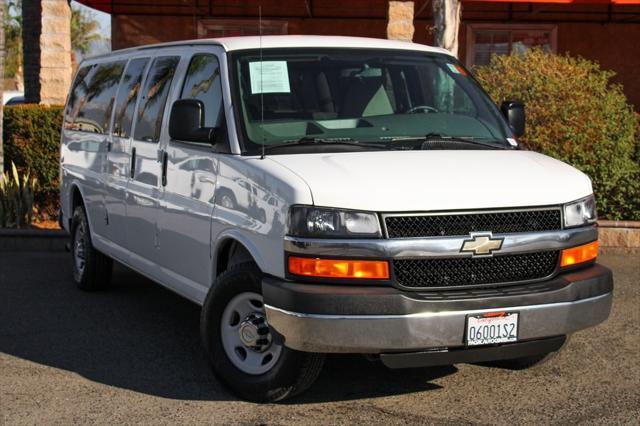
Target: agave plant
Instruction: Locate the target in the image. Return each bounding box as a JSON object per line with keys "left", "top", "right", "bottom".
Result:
{"left": 0, "top": 162, "right": 38, "bottom": 228}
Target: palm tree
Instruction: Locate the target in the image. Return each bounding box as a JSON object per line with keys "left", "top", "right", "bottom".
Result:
{"left": 3, "top": 0, "right": 22, "bottom": 87}
{"left": 71, "top": 6, "right": 101, "bottom": 57}
{"left": 432, "top": 0, "right": 462, "bottom": 57}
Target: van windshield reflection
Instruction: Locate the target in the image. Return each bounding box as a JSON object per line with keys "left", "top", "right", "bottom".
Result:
{"left": 230, "top": 49, "right": 512, "bottom": 154}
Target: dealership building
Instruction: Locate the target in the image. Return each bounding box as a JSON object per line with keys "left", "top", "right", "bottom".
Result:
{"left": 34, "top": 1, "right": 640, "bottom": 109}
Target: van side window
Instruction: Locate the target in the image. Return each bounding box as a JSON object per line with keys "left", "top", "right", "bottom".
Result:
{"left": 112, "top": 58, "right": 149, "bottom": 138}
{"left": 78, "top": 61, "right": 126, "bottom": 133}
{"left": 65, "top": 62, "right": 125, "bottom": 133}
{"left": 64, "top": 65, "right": 94, "bottom": 130}
{"left": 134, "top": 56, "right": 180, "bottom": 142}
{"left": 180, "top": 54, "right": 223, "bottom": 127}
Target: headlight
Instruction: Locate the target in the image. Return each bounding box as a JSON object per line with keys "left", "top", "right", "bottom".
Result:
{"left": 563, "top": 195, "right": 597, "bottom": 228}
{"left": 287, "top": 206, "right": 381, "bottom": 238}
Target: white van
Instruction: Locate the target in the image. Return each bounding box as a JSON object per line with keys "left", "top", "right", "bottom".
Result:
{"left": 60, "top": 36, "right": 612, "bottom": 402}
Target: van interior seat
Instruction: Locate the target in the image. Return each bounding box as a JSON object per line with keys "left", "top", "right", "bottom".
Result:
{"left": 245, "top": 70, "right": 338, "bottom": 120}
{"left": 297, "top": 71, "right": 336, "bottom": 114}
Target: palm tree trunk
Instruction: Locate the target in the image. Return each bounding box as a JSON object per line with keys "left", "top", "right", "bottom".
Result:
{"left": 432, "top": 0, "right": 462, "bottom": 57}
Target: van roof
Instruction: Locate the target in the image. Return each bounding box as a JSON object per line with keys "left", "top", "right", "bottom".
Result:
{"left": 91, "top": 35, "right": 452, "bottom": 60}
{"left": 212, "top": 35, "right": 450, "bottom": 55}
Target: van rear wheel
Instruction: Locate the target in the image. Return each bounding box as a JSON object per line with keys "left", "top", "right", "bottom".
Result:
{"left": 201, "top": 263, "right": 325, "bottom": 402}
{"left": 70, "top": 206, "right": 113, "bottom": 290}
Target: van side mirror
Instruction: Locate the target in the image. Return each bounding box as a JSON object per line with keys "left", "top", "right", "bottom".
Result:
{"left": 500, "top": 100, "right": 525, "bottom": 138}
{"left": 169, "top": 99, "right": 216, "bottom": 144}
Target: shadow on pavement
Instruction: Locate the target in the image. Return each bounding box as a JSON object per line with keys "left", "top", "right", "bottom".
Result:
{"left": 0, "top": 251, "right": 454, "bottom": 402}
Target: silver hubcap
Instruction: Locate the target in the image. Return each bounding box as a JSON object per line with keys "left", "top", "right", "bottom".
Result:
{"left": 73, "top": 221, "right": 86, "bottom": 276}
{"left": 221, "top": 292, "right": 282, "bottom": 375}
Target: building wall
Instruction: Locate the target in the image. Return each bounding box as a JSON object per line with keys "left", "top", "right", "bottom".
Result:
{"left": 112, "top": 15, "right": 389, "bottom": 49}
{"left": 458, "top": 21, "right": 640, "bottom": 109}
{"left": 111, "top": 1, "right": 640, "bottom": 110}
{"left": 558, "top": 23, "right": 640, "bottom": 110}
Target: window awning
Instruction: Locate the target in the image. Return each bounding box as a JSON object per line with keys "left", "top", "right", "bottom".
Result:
{"left": 76, "top": 0, "right": 640, "bottom": 15}
{"left": 465, "top": 0, "right": 640, "bottom": 3}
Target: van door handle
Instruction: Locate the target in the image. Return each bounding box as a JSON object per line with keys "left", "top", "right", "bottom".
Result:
{"left": 130, "top": 147, "right": 136, "bottom": 178}
{"left": 161, "top": 151, "right": 169, "bottom": 187}
{"left": 106, "top": 140, "right": 112, "bottom": 152}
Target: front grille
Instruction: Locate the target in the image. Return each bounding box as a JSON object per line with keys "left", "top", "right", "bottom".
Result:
{"left": 385, "top": 209, "right": 562, "bottom": 238}
{"left": 393, "top": 251, "right": 559, "bottom": 289}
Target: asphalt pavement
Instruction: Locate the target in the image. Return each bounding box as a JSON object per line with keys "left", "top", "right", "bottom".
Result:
{"left": 1, "top": 249, "right": 638, "bottom": 424}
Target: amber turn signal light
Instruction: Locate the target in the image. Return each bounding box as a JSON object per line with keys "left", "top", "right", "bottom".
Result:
{"left": 288, "top": 256, "right": 390, "bottom": 280}
{"left": 560, "top": 241, "right": 599, "bottom": 267}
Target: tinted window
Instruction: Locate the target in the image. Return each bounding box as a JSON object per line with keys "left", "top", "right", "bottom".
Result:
{"left": 76, "top": 61, "right": 125, "bottom": 133}
{"left": 231, "top": 49, "right": 512, "bottom": 154}
{"left": 112, "top": 58, "right": 149, "bottom": 138}
{"left": 64, "top": 65, "right": 94, "bottom": 130}
{"left": 134, "top": 56, "right": 180, "bottom": 142}
{"left": 181, "top": 54, "right": 223, "bottom": 127}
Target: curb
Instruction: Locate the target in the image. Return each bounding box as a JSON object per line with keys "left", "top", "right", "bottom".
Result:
{"left": 0, "top": 228, "right": 68, "bottom": 251}
{"left": 598, "top": 220, "right": 640, "bottom": 249}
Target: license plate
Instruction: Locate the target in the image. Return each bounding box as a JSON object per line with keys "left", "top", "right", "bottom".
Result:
{"left": 466, "top": 312, "right": 519, "bottom": 346}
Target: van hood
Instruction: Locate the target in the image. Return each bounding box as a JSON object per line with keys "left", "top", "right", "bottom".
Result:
{"left": 267, "top": 150, "right": 593, "bottom": 212}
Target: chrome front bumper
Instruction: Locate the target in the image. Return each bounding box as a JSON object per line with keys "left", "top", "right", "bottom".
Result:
{"left": 263, "top": 264, "right": 613, "bottom": 353}
{"left": 265, "top": 292, "right": 611, "bottom": 353}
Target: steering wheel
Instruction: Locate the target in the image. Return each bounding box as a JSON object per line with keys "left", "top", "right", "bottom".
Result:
{"left": 406, "top": 105, "right": 439, "bottom": 114}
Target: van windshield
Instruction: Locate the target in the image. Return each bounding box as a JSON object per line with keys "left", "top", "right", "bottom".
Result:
{"left": 230, "top": 48, "right": 513, "bottom": 154}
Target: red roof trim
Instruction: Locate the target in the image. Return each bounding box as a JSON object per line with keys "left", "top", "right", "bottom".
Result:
{"left": 74, "top": 0, "right": 640, "bottom": 15}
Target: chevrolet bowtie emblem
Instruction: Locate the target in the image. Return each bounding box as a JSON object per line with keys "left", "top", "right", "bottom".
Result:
{"left": 461, "top": 233, "right": 504, "bottom": 256}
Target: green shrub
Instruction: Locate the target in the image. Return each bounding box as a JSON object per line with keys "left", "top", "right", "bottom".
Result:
{"left": 475, "top": 49, "right": 640, "bottom": 220}
{"left": 0, "top": 162, "right": 38, "bottom": 228}
{"left": 3, "top": 104, "right": 63, "bottom": 220}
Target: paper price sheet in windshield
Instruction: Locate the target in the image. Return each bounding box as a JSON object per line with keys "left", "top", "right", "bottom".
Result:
{"left": 249, "top": 61, "right": 291, "bottom": 94}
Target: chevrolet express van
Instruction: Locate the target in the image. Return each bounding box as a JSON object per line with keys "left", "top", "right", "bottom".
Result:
{"left": 60, "top": 36, "right": 613, "bottom": 402}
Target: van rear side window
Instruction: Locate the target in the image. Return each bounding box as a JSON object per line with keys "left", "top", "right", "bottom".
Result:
{"left": 134, "top": 56, "right": 180, "bottom": 142}
{"left": 112, "top": 58, "right": 149, "bottom": 138}
{"left": 64, "top": 65, "right": 94, "bottom": 130}
{"left": 64, "top": 61, "right": 125, "bottom": 134}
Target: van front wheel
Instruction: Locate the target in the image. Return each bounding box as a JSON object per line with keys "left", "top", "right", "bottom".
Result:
{"left": 201, "top": 263, "right": 325, "bottom": 402}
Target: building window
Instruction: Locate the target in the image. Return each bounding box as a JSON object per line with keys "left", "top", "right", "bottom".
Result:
{"left": 198, "top": 19, "right": 288, "bottom": 38}
{"left": 465, "top": 24, "right": 557, "bottom": 67}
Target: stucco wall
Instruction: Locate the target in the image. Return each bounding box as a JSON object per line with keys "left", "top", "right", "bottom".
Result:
{"left": 112, "top": 15, "right": 197, "bottom": 48}
{"left": 557, "top": 23, "right": 640, "bottom": 110}
{"left": 112, "top": 13, "right": 639, "bottom": 110}
{"left": 458, "top": 21, "right": 640, "bottom": 110}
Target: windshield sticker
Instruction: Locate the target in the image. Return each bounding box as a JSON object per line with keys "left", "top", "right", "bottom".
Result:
{"left": 507, "top": 138, "right": 518, "bottom": 147}
{"left": 249, "top": 61, "right": 291, "bottom": 94}
{"left": 447, "top": 63, "right": 467, "bottom": 76}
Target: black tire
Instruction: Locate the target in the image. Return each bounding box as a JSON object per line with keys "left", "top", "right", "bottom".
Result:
{"left": 70, "top": 205, "right": 113, "bottom": 291}
{"left": 201, "top": 262, "right": 325, "bottom": 402}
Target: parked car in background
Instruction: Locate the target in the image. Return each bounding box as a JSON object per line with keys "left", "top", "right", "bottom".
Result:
{"left": 3, "top": 91, "right": 25, "bottom": 105}
{"left": 59, "top": 36, "right": 613, "bottom": 402}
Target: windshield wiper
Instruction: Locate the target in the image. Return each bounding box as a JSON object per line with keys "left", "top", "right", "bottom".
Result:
{"left": 388, "top": 133, "right": 509, "bottom": 150}
{"left": 263, "top": 137, "right": 389, "bottom": 152}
